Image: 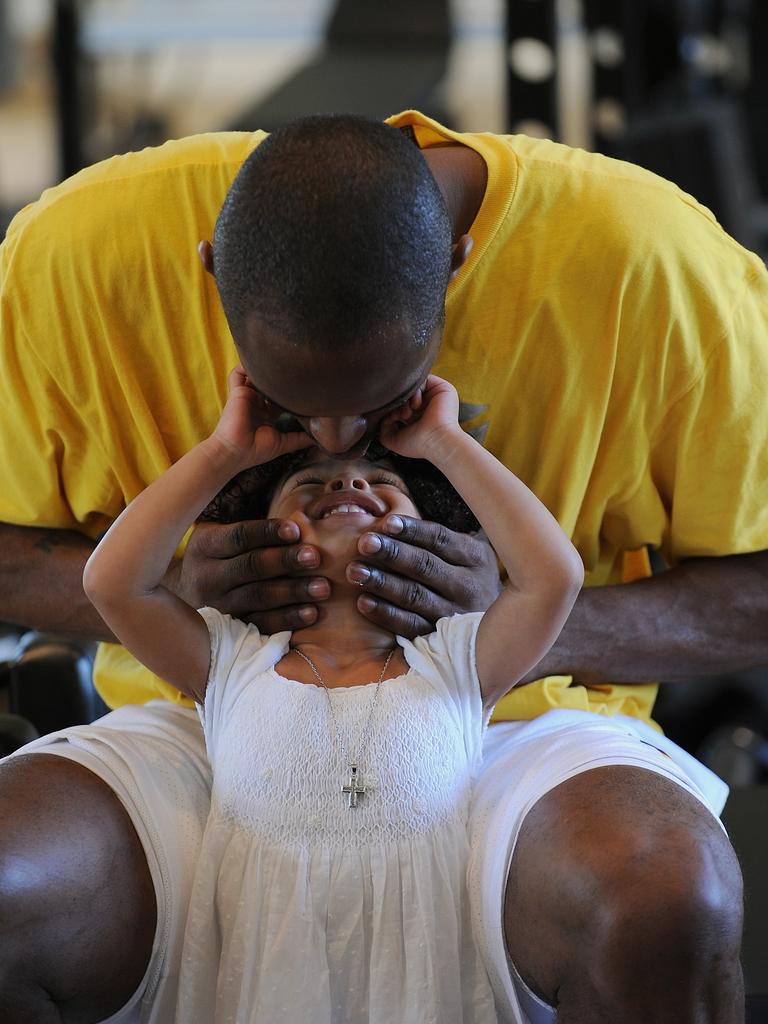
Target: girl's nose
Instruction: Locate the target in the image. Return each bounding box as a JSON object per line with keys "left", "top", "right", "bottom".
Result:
{"left": 307, "top": 416, "right": 367, "bottom": 454}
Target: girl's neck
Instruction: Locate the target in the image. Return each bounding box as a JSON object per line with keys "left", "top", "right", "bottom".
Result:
{"left": 287, "top": 586, "right": 401, "bottom": 677}
{"left": 282, "top": 581, "right": 403, "bottom": 684}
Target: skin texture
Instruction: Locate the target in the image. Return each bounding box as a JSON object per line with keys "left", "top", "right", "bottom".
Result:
{"left": 505, "top": 767, "right": 745, "bottom": 1022}
{"left": 0, "top": 756, "right": 156, "bottom": 1024}
{"left": 0, "top": 142, "right": 752, "bottom": 1020}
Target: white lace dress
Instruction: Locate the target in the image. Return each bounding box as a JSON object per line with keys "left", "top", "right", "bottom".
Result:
{"left": 175, "top": 608, "right": 497, "bottom": 1024}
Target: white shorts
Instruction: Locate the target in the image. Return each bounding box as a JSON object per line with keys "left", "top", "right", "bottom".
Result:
{"left": 6, "top": 705, "right": 728, "bottom": 1024}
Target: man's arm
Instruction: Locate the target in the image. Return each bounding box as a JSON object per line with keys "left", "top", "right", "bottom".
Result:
{"left": 517, "top": 549, "right": 768, "bottom": 684}
{"left": 0, "top": 517, "right": 328, "bottom": 643}
{"left": 0, "top": 523, "right": 113, "bottom": 640}
{"left": 351, "top": 518, "right": 768, "bottom": 683}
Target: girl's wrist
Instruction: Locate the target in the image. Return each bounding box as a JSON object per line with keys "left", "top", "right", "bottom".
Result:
{"left": 202, "top": 433, "right": 251, "bottom": 475}
{"left": 421, "top": 424, "right": 470, "bottom": 469}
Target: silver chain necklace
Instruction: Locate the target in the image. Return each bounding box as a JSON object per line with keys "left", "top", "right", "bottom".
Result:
{"left": 291, "top": 646, "right": 396, "bottom": 808}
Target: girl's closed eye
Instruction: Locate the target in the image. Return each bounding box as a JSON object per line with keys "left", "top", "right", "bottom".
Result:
{"left": 375, "top": 478, "right": 413, "bottom": 498}
{"left": 370, "top": 473, "right": 406, "bottom": 488}
{"left": 292, "top": 475, "right": 325, "bottom": 488}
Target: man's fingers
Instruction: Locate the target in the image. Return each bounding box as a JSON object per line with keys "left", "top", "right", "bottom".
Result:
{"left": 245, "top": 604, "right": 320, "bottom": 634}
{"left": 352, "top": 519, "right": 501, "bottom": 621}
{"left": 346, "top": 563, "right": 455, "bottom": 622}
{"left": 355, "top": 594, "right": 434, "bottom": 640}
{"left": 193, "top": 521, "right": 321, "bottom": 581}
{"left": 224, "top": 541, "right": 322, "bottom": 584}
{"left": 376, "top": 515, "right": 481, "bottom": 567}
{"left": 226, "top": 576, "right": 330, "bottom": 613}
{"left": 354, "top": 530, "right": 458, "bottom": 598}
{"left": 193, "top": 519, "right": 303, "bottom": 559}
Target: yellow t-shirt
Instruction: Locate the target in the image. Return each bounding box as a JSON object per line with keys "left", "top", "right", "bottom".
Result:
{"left": 1, "top": 112, "right": 766, "bottom": 720}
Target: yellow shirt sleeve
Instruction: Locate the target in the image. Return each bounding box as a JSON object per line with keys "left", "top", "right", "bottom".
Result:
{"left": 0, "top": 236, "right": 114, "bottom": 534}
{"left": 651, "top": 268, "right": 768, "bottom": 563}
{"left": 0, "top": 133, "right": 257, "bottom": 709}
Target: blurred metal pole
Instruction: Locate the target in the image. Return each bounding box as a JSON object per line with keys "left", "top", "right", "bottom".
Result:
{"left": 0, "top": 0, "right": 17, "bottom": 93}
{"left": 52, "top": 0, "right": 83, "bottom": 180}
{"left": 584, "top": 0, "right": 655, "bottom": 150}
{"left": 505, "top": 0, "right": 559, "bottom": 138}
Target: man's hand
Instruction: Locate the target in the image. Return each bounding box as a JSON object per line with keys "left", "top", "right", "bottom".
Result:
{"left": 172, "top": 518, "right": 330, "bottom": 633}
{"left": 345, "top": 515, "right": 502, "bottom": 637}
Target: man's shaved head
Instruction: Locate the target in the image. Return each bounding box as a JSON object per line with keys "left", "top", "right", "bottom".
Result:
{"left": 213, "top": 113, "right": 453, "bottom": 353}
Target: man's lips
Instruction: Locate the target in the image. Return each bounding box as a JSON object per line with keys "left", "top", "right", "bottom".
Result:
{"left": 310, "top": 490, "right": 387, "bottom": 520}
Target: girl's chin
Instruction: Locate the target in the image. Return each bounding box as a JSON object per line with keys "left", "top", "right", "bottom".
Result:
{"left": 303, "top": 535, "right": 367, "bottom": 572}
{"left": 303, "top": 520, "right": 377, "bottom": 549}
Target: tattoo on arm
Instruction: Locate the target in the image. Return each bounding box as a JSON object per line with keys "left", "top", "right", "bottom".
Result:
{"left": 32, "top": 528, "right": 80, "bottom": 555}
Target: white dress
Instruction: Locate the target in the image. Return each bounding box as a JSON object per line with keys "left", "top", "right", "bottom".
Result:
{"left": 175, "top": 608, "right": 498, "bottom": 1024}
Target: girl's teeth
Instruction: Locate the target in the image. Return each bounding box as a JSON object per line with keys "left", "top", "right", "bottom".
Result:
{"left": 325, "top": 504, "right": 369, "bottom": 517}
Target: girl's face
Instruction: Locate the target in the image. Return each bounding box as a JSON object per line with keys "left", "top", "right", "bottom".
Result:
{"left": 267, "top": 453, "right": 421, "bottom": 566}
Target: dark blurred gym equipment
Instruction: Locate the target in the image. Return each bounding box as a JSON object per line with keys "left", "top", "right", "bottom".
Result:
{"left": 43, "top": 0, "right": 454, "bottom": 182}
{"left": 228, "top": 0, "right": 453, "bottom": 132}
{"left": 0, "top": 626, "right": 105, "bottom": 757}
{"left": 722, "top": 785, "right": 768, "bottom": 1013}
{"left": 505, "top": 0, "right": 559, "bottom": 139}
{"left": 505, "top": 0, "right": 768, "bottom": 257}
{"left": 582, "top": 0, "right": 767, "bottom": 256}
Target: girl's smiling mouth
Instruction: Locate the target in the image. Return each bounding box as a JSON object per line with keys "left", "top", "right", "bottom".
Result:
{"left": 310, "top": 490, "right": 387, "bottom": 520}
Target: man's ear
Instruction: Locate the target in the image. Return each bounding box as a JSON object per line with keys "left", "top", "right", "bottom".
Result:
{"left": 450, "top": 234, "right": 473, "bottom": 280}
{"left": 198, "top": 240, "right": 215, "bottom": 276}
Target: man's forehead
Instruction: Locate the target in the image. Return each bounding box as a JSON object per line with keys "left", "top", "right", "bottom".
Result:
{"left": 263, "top": 379, "right": 421, "bottom": 419}
{"left": 238, "top": 317, "right": 440, "bottom": 417}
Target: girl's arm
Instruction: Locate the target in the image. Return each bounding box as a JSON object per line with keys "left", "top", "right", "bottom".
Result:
{"left": 381, "top": 377, "right": 584, "bottom": 709}
{"left": 83, "top": 367, "right": 312, "bottom": 703}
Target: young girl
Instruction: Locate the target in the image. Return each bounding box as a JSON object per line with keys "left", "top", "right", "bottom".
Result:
{"left": 84, "top": 368, "right": 584, "bottom": 1024}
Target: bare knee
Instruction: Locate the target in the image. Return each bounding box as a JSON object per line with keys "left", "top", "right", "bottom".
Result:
{"left": 505, "top": 767, "right": 744, "bottom": 1013}
{"left": 0, "top": 754, "right": 156, "bottom": 1024}
{"left": 587, "top": 815, "right": 743, "bottom": 1008}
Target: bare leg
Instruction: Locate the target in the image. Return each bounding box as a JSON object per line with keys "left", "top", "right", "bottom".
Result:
{"left": 504, "top": 766, "right": 744, "bottom": 1023}
{"left": 0, "top": 755, "right": 156, "bottom": 1024}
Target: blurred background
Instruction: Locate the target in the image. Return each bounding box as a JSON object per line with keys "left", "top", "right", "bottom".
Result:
{"left": 1, "top": 0, "right": 767, "bottom": 254}
{"left": 0, "top": 0, "right": 767, "bottom": 1012}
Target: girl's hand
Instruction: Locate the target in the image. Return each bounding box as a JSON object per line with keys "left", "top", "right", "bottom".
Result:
{"left": 379, "top": 375, "right": 462, "bottom": 461}
{"left": 212, "top": 366, "right": 314, "bottom": 468}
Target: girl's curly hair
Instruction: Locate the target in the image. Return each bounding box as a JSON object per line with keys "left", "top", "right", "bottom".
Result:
{"left": 198, "top": 442, "right": 479, "bottom": 533}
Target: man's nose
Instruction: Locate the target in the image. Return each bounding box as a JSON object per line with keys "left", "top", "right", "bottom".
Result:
{"left": 308, "top": 416, "right": 368, "bottom": 454}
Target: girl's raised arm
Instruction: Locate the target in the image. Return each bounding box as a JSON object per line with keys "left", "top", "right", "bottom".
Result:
{"left": 83, "top": 367, "right": 312, "bottom": 703}
{"left": 381, "top": 376, "right": 584, "bottom": 709}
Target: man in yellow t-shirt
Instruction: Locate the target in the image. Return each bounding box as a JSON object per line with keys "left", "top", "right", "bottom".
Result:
{"left": 0, "top": 112, "right": 763, "bottom": 1021}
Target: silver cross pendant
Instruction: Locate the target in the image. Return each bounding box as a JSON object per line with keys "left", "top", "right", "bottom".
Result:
{"left": 342, "top": 763, "right": 366, "bottom": 808}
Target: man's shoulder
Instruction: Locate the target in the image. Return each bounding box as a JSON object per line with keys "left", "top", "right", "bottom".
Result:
{"left": 3, "top": 131, "right": 264, "bottom": 248}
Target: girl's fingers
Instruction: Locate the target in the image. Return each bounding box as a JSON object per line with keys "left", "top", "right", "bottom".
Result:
{"left": 228, "top": 365, "right": 248, "bottom": 390}
{"left": 408, "top": 384, "right": 425, "bottom": 410}
{"left": 252, "top": 424, "right": 314, "bottom": 463}
{"left": 281, "top": 431, "right": 315, "bottom": 454}
{"left": 381, "top": 405, "right": 408, "bottom": 431}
